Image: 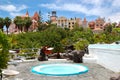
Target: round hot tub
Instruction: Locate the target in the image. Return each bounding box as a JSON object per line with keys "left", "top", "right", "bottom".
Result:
{"left": 31, "top": 63, "right": 88, "bottom": 76}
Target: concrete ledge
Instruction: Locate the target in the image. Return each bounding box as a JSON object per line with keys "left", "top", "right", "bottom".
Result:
{"left": 83, "top": 54, "right": 97, "bottom": 63}
{"left": 22, "top": 59, "right": 37, "bottom": 62}
{"left": 48, "top": 59, "right": 67, "bottom": 61}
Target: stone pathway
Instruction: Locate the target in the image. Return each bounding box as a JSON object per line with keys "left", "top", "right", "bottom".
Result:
{"left": 3, "top": 59, "right": 119, "bottom": 80}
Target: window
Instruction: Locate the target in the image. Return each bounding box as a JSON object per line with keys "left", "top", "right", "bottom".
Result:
{"left": 96, "top": 24, "right": 99, "bottom": 26}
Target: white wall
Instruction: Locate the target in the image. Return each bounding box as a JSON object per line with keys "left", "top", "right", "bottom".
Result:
{"left": 88, "top": 44, "right": 120, "bottom": 72}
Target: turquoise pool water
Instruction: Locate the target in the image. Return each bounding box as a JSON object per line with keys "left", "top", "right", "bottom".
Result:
{"left": 89, "top": 44, "right": 120, "bottom": 50}
{"left": 31, "top": 63, "right": 88, "bottom": 76}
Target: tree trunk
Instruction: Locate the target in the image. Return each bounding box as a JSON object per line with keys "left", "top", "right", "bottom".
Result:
{"left": 7, "top": 28, "right": 8, "bottom": 35}
{"left": 0, "top": 69, "right": 2, "bottom": 80}
{"left": 21, "top": 27, "right": 22, "bottom": 32}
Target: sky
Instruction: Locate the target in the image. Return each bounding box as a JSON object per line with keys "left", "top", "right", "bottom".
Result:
{"left": 0, "top": 0, "right": 120, "bottom": 23}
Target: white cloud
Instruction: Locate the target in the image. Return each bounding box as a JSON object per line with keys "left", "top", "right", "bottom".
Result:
{"left": 9, "top": 12, "right": 24, "bottom": 18}
{"left": 40, "top": 3, "right": 110, "bottom": 17}
{"left": 82, "top": 0, "right": 103, "bottom": 6}
{"left": 41, "top": 4, "right": 61, "bottom": 10}
{"left": 0, "top": 5, "right": 16, "bottom": 12}
{"left": 56, "top": 0, "right": 62, "bottom": 3}
{"left": 62, "top": 4, "right": 87, "bottom": 12}
{"left": 40, "top": 3, "right": 87, "bottom": 13}
{"left": 40, "top": 0, "right": 120, "bottom": 22}
{"left": 107, "top": 12, "right": 120, "bottom": 23}
{"left": 0, "top": 4, "right": 27, "bottom": 12}
{"left": 112, "top": 0, "right": 120, "bottom": 7}
{"left": 17, "top": 5, "right": 28, "bottom": 12}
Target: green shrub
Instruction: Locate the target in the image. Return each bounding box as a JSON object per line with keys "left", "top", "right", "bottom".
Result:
{"left": 74, "top": 39, "right": 89, "bottom": 50}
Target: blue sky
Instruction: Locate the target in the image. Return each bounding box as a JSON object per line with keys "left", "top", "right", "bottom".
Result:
{"left": 0, "top": 0, "right": 120, "bottom": 22}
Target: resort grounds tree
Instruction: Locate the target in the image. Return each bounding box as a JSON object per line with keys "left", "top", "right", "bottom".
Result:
{"left": 112, "top": 28, "right": 120, "bottom": 33}
{"left": 37, "top": 20, "right": 57, "bottom": 31}
{"left": 14, "top": 16, "right": 24, "bottom": 32}
{"left": 37, "top": 10, "right": 47, "bottom": 31}
{"left": 9, "top": 21, "right": 120, "bottom": 55}
{"left": 38, "top": 10, "right": 43, "bottom": 23}
{"left": 19, "top": 32, "right": 41, "bottom": 48}
{"left": 15, "top": 26, "right": 68, "bottom": 52}
{"left": 69, "top": 27, "right": 94, "bottom": 44}
{"left": 11, "top": 31, "right": 49, "bottom": 49}
{"left": 112, "top": 22, "right": 117, "bottom": 28}
{"left": 39, "top": 27, "right": 66, "bottom": 53}
{"left": 74, "top": 39, "right": 89, "bottom": 51}
{"left": 0, "top": 17, "right": 4, "bottom": 31}
{"left": 37, "top": 23, "right": 49, "bottom": 31}
{"left": 112, "top": 29, "right": 120, "bottom": 42}
{"left": 93, "top": 33, "right": 106, "bottom": 43}
{"left": 104, "top": 24, "right": 113, "bottom": 33}
{"left": 83, "top": 28, "right": 94, "bottom": 43}
{"left": 0, "top": 30, "right": 10, "bottom": 79}
{"left": 8, "top": 34, "right": 19, "bottom": 49}
{"left": 105, "top": 32, "right": 120, "bottom": 43}
{"left": 4, "top": 17, "right": 12, "bottom": 35}
{"left": 24, "top": 17, "right": 32, "bottom": 32}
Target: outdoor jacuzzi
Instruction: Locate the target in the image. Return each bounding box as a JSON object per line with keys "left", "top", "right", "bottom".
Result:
{"left": 88, "top": 44, "right": 120, "bottom": 72}
{"left": 31, "top": 63, "right": 88, "bottom": 76}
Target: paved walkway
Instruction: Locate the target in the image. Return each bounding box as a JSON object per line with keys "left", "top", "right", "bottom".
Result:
{"left": 3, "top": 59, "right": 119, "bottom": 80}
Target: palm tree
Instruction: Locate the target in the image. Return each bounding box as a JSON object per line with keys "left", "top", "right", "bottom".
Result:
{"left": 14, "top": 16, "right": 24, "bottom": 33}
{"left": 24, "top": 17, "right": 32, "bottom": 32}
{"left": 0, "top": 17, "right": 4, "bottom": 31}
{"left": 4, "top": 17, "right": 12, "bottom": 34}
